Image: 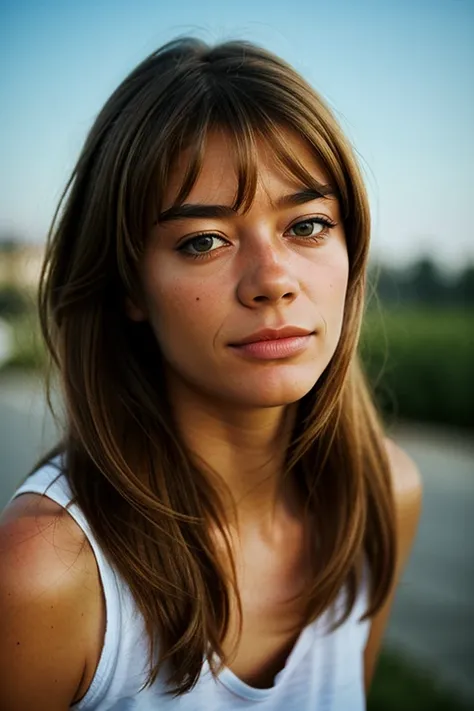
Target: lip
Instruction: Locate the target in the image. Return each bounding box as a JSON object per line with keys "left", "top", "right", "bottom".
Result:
{"left": 230, "top": 326, "right": 314, "bottom": 347}
{"left": 228, "top": 327, "right": 315, "bottom": 361}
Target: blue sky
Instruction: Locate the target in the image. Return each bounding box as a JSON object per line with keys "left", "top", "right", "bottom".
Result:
{"left": 0, "top": 0, "right": 473, "bottom": 270}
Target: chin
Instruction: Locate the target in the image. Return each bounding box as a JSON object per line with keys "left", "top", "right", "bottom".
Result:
{"left": 225, "top": 368, "right": 322, "bottom": 409}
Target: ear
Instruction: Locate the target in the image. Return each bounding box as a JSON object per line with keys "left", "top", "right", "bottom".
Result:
{"left": 125, "top": 297, "right": 147, "bottom": 322}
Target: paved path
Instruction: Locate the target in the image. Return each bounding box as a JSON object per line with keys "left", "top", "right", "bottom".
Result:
{"left": 1, "top": 374, "right": 473, "bottom": 701}
{"left": 383, "top": 422, "right": 474, "bottom": 702}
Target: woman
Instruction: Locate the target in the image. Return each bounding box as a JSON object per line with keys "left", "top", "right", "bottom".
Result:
{"left": 0, "top": 38, "right": 421, "bottom": 710}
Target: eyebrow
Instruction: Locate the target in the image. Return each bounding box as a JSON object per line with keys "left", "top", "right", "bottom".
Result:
{"left": 156, "top": 185, "right": 335, "bottom": 224}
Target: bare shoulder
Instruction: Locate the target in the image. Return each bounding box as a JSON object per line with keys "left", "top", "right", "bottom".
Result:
{"left": 0, "top": 493, "right": 103, "bottom": 709}
{"left": 384, "top": 437, "right": 422, "bottom": 504}
{"left": 0, "top": 492, "right": 97, "bottom": 592}
{"left": 384, "top": 437, "right": 423, "bottom": 554}
{"left": 363, "top": 437, "right": 423, "bottom": 690}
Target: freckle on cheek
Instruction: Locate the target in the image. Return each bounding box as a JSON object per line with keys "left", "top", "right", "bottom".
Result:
{"left": 196, "top": 297, "right": 200, "bottom": 301}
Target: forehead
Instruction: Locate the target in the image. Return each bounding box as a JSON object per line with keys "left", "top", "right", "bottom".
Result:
{"left": 161, "top": 127, "right": 332, "bottom": 209}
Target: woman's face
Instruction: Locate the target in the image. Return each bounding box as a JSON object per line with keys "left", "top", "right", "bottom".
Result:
{"left": 130, "top": 128, "right": 349, "bottom": 409}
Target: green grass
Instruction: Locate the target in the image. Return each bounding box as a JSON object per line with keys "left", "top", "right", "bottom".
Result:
{"left": 368, "top": 649, "right": 471, "bottom": 711}
{"left": 360, "top": 307, "right": 474, "bottom": 429}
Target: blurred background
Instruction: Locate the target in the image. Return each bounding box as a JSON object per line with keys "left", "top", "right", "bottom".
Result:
{"left": 0, "top": 1, "right": 473, "bottom": 708}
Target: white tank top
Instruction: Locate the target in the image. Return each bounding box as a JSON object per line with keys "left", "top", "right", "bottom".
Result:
{"left": 12, "top": 459, "right": 371, "bottom": 711}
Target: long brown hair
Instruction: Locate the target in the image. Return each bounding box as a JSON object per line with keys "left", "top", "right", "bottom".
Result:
{"left": 38, "top": 37, "right": 396, "bottom": 695}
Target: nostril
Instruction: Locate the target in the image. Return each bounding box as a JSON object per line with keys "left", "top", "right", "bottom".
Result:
{"left": 252, "top": 292, "right": 295, "bottom": 304}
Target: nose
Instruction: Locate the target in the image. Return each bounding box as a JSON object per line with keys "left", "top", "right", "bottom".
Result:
{"left": 236, "top": 241, "right": 300, "bottom": 308}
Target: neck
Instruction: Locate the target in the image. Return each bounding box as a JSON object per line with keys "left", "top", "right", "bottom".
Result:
{"left": 167, "top": 376, "right": 299, "bottom": 530}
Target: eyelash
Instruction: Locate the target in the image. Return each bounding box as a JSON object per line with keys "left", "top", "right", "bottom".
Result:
{"left": 178, "top": 216, "right": 337, "bottom": 260}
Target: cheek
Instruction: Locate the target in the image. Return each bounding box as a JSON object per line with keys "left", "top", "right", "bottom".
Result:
{"left": 141, "top": 265, "right": 225, "bottom": 351}
{"left": 310, "top": 249, "right": 349, "bottom": 311}
{"left": 307, "top": 251, "right": 349, "bottom": 355}
{"left": 329, "top": 267, "right": 350, "bottom": 313}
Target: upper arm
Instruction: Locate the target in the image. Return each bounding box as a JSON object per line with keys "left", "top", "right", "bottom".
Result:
{"left": 363, "top": 438, "right": 423, "bottom": 691}
{"left": 0, "top": 494, "right": 102, "bottom": 710}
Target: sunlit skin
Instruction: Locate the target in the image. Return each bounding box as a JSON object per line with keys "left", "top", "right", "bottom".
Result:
{"left": 128, "top": 128, "right": 349, "bottom": 532}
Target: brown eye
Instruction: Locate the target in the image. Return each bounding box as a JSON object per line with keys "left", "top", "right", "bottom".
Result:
{"left": 292, "top": 221, "right": 323, "bottom": 237}
{"left": 178, "top": 233, "right": 229, "bottom": 258}
{"left": 190, "top": 236, "right": 215, "bottom": 253}
{"left": 180, "top": 234, "right": 227, "bottom": 256}
{"left": 287, "top": 216, "right": 336, "bottom": 241}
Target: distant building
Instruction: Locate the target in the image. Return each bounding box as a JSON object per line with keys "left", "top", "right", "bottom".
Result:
{"left": 0, "top": 243, "right": 45, "bottom": 290}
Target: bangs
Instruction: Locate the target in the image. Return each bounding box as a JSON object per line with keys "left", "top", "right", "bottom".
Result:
{"left": 117, "top": 54, "right": 357, "bottom": 293}
{"left": 147, "top": 94, "right": 343, "bottom": 228}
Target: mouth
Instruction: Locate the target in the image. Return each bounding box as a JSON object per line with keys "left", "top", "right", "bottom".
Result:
{"left": 229, "top": 326, "right": 314, "bottom": 347}
{"left": 228, "top": 327, "right": 315, "bottom": 361}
